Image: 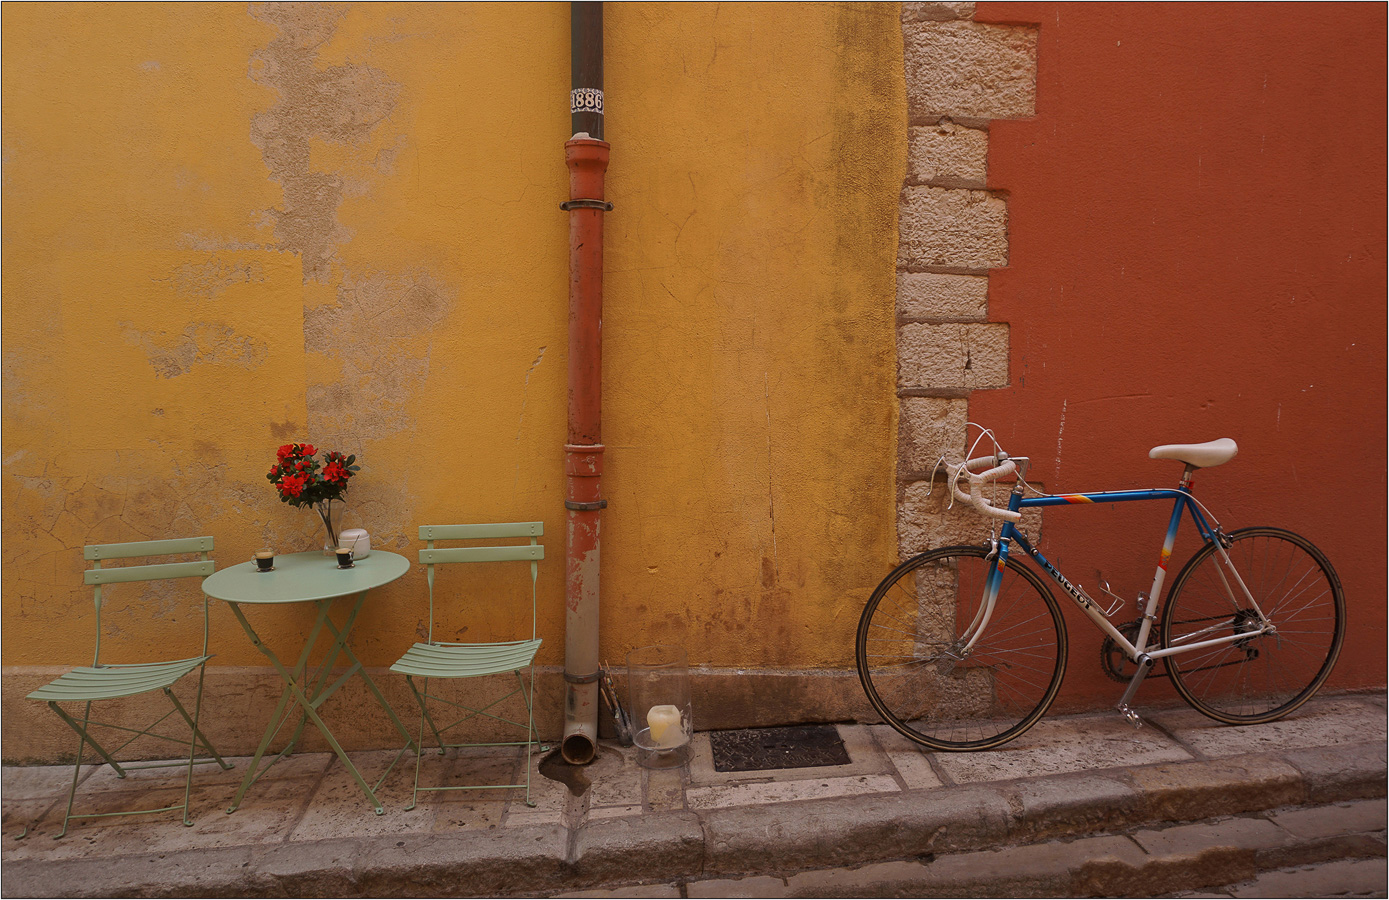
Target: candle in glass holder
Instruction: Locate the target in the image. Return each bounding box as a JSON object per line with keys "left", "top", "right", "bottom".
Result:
{"left": 646, "top": 704, "right": 686, "bottom": 749}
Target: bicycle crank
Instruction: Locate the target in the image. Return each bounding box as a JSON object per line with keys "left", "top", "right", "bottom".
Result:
{"left": 1100, "top": 619, "right": 1168, "bottom": 683}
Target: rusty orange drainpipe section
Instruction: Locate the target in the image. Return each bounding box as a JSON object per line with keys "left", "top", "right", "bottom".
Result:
{"left": 560, "top": 1, "right": 607, "bottom": 766}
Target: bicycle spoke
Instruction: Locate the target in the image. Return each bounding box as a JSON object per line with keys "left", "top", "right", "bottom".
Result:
{"left": 1163, "top": 529, "right": 1343, "bottom": 724}
{"left": 856, "top": 547, "right": 1066, "bottom": 751}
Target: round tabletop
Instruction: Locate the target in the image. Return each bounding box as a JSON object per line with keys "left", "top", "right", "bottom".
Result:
{"left": 202, "top": 550, "right": 411, "bottom": 605}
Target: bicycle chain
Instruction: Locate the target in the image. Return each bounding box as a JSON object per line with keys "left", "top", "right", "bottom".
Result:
{"left": 1100, "top": 611, "right": 1262, "bottom": 681}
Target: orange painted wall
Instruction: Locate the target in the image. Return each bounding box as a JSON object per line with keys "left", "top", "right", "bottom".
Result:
{"left": 973, "top": 3, "right": 1387, "bottom": 709}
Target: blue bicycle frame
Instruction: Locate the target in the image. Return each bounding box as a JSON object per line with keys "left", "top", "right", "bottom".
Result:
{"left": 963, "top": 464, "right": 1274, "bottom": 719}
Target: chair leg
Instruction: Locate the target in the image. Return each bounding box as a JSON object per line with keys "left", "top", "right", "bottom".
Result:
{"left": 166, "top": 668, "right": 229, "bottom": 828}
{"left": 55, "top": 702, "right": 92, "bottom": 839}
{"left": 164, "top": 681, "right": 231, "bottom": 771}
{"left": 49, "top": 702, "right": 127, "bottom": 778}
{"left": 519, "top": 669, "right": 537, "bottom": 808}
{"left": 409, "top": 698, "right": 428, "bottom": 813}
{"left": 407, "top": 675, "right": 448, "bottom": 753}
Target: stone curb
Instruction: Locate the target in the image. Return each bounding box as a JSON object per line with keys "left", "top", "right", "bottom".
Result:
{"left": 3, "top": 741, "right": 1384, "bottom": 898}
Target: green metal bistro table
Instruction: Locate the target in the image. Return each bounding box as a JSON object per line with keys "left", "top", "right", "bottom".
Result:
{"left": 203, "top": 550, "right": 415, "bottom": 816}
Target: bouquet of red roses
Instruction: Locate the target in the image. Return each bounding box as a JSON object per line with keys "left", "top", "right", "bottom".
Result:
{"left": 266, "top": 443, "right": 359, "bottom": 508}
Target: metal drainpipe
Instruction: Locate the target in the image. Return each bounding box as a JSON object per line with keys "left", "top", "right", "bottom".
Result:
{"left": 561, "top": 0, "right": 608, "bottom": 765}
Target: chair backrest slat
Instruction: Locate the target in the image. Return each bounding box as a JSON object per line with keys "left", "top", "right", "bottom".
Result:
{"left": 419, "top": 523, "right": 542, "bottom": 542}
{"left": 85, "top": 536, "right": 214, "bottom": 560}
{"left": 85, "top": 560, "right": 215, "bottom": 585}
{"left": 419, "top": 546, "right": 543, "bottom": 566}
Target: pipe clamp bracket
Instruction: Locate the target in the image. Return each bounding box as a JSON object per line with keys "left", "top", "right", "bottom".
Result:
{"left": 564, "top": 670, "right": 601, "bottom": 685}
{"left": 561, "top": 199, "right": 614, "bottom": 211}
{"left": 565, "top": 499, "right": 608, "bottom": 511}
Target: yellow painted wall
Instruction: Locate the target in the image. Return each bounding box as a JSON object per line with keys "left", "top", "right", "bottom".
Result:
{"left": 2, "top": 2, "right": 902, "bottom": 736}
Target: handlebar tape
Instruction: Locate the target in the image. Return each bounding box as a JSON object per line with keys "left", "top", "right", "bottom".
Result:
{"left": 950, "top": 457, "right": 1022, "bottom": 522}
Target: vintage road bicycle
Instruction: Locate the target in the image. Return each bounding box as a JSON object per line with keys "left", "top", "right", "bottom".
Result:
{"left": 855, "top": 428, "right": 1345, "bottom": 751}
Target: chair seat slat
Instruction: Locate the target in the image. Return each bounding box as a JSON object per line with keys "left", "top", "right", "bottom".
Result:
{"left": 28, "top": 658, "right": 209, "bottom": 701}
{"left": 390, "top": 639, "right": 542, "bottom": 678}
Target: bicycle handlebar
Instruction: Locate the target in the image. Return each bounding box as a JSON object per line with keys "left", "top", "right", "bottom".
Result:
{"left": 948, "top": 455, "right": 1023, "bottom": 523}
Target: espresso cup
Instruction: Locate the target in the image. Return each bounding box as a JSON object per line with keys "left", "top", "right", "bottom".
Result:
{"left": 255, "top": 550, "right": 275, "bottom": 571}
{"left": 335, "top": 546, "right": 354, "bottom": 568}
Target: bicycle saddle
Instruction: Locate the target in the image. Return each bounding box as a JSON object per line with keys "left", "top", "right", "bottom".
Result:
{"left": 1148, "top": 438, "right": 1238, "bottom": 468}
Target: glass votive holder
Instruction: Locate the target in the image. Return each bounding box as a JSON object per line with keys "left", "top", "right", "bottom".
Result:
{"left": 626, "top": 644, "right": 692, "bottom": 769}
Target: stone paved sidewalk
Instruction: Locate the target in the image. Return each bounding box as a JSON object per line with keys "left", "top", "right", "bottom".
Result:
{"left": 3, "top": 693, "right": 1385, "bottom": 897}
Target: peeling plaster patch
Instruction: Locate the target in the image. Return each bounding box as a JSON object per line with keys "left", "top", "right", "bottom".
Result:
{"left": 122, "top": 322, "right": 269, "bottom": 378}
{"left": 248, "top": 2, "right": 401, "bottom": 284}
{"left": 169, "top": 257, "right": 267, "bottom": 300}
{"left": 304, "top": 269, "right": 451, "bottom": 354}
{"left": 303, "top": 270, "right": 453, "bottom": 442}
{"left": 178, "top": 234, "right": 268, "bottom": 252}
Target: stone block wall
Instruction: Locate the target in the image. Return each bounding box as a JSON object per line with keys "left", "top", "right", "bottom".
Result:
{"left": 897, "top": 3, "right": 1039, "bottom": 555}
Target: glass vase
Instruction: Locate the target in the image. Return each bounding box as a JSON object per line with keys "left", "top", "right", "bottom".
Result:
{"left": 315, "top": 498, "right": 344, "bottom": 555}
{"left": 626, "top": 644, "right": 692, "bottom": 769}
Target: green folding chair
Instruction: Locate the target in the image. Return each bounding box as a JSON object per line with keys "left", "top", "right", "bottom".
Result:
{"left": 27, "top": 536, "right": 232, "bottom": 837}
{"left": 381, "top": 522, "right": 545, "bottom": 810}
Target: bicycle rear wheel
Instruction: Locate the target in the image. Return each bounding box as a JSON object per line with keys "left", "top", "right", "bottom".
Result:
{"left": 1162, "top": 527, "right": 1344, "bottom": 724}
{"left": 855, "top": 546, "right": 1067, "bottom": 751}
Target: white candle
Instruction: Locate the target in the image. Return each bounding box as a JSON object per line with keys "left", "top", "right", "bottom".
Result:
{"left": 646, "top": 704, "right": 687, "bottom": 749}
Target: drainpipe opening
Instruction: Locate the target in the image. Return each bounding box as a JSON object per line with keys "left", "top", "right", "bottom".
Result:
{"left": 561, "top": 730, "right": 597, "bottom": 766}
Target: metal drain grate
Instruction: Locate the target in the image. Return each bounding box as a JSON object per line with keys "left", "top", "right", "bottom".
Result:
{"left": 709, "top": 724, "right": 851, "bottom": 773}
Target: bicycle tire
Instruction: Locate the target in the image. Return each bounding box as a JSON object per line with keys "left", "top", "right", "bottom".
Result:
{"left": 1161, "top": 527, "right": 1344, "bottom": 724}
{"left": 856, "top": 545, "right": 1068, "bottom": 751}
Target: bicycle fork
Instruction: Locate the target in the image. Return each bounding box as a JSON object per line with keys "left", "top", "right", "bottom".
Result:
{"left": 935, "top": 539, "right": 1006, "bottom": 676}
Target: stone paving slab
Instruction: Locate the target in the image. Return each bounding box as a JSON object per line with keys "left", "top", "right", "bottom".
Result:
{"left": 2, "top": 693, "right": 1384, "bottom": 898}
{"left": 1148, "top": 697, "right": 1389, "bottom": 759}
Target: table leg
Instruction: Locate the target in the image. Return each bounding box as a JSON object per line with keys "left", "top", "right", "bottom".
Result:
{"left": 225, "top": 594, "right": 412, "bottom": 816}
{"left": 315, "top": 593, "right": 417, "bottom": 748}
{"left": 225, "top": 602, "right": 323, "bottom": 813}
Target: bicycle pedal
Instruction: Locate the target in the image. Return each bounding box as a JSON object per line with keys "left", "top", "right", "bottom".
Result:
{"left": 1117, "top": 704, "right": 1143, "bottom": 729}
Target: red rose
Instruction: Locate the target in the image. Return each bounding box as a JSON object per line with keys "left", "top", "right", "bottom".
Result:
{"left": 280, "top": 474, "right": 307, "bottom": 497}
{"left": 277, "top": 444, "right": 294, "bottom": 462}
{"left": 323, "top": 461, "right": 349, "bottom": 483}
{"left": 301, "top": 444, "right": 317, "bottom": 457}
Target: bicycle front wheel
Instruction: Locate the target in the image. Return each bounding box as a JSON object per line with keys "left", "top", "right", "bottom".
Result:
{"left": 856, "top": 546, "right": 1067, "bottom": 751}
{"left": 1162, "top": 527, "right": 1344, "bottom": 724}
